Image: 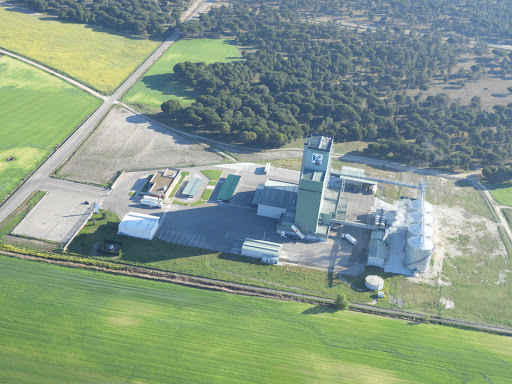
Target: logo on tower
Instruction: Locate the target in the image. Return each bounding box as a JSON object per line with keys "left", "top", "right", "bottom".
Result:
{"left": 312, "top": 153, "right": 323, "bottom": 165}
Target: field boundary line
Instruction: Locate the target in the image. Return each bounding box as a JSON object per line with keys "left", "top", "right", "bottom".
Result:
{"left": 0, "top": 47, "right": 106, "bottom": 99}
{"left": 1, "top": 248, "right": 511, "bottom": 337}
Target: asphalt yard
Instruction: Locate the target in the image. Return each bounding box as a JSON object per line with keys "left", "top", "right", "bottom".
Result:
{"left": 12, "top": 179, "right": 106, "bottom": 243}
{"left": 99, "top": 163, "right": 374, "bottom": 272}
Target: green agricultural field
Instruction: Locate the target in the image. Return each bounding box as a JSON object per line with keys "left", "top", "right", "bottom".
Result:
{"left": 0, "top": 7, "right": 159, "bottom": 94}
{"left": 123, "top": 39, "right": 240, "bottom": 112}
{"left": 488, "top": 183, "right": 512, "bottom": 207}
{"left": 1, "top": 256, "right": 511, "bottom": 383}
{"left": 0, "top": 56, "right": 100, "bottom": 202}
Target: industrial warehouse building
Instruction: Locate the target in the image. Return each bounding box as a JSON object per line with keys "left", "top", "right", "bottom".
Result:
{"left": 117, "top": 212, "right": 160, "bottom": 240}
{"left": 241, "top": 238, "right": 282, "bottom": 264}
{"left": 367, "top": 230, "right": 388, "bottom": 267}
{"left": 252, "top": 179, "right": 298, "bottom": 219}
{"left": 149, "top": 168, "right": 181, "bottom": 200}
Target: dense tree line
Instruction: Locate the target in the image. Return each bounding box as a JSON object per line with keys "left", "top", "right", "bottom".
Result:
{"left": 483, "top": 165, "right": 512, "bottom": 182}
{"left": 17, "top": 0, "right": 186, "bottom": 36}
{"left": 269, "top": 0, "right": 512, "bottom": 41}
{"left": 351, "top": 0, "right": 512, "bottom": 41}
{"left": 164, "top": 3, "right": 512, "bottom": 168}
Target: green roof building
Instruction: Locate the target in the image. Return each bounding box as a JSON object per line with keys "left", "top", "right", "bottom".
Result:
{"left": 217, "top": 174, "right": 241, "bottom": 201}
{"left": 293, "top": 134, "right": 334, "bottom": 239}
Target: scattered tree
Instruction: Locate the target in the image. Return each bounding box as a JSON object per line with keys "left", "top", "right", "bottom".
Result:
{"left": 334, "top": 294, "right": 350, "bottom": 311}
{"left": 161, "top": 99, "right": 182, "bottom": 114}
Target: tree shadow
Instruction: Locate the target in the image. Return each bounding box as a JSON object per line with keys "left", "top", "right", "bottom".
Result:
{"left": 302, "top": 305, "right": 337, "bottom": 315}
{"left": 139, "top": 73, "right": 197, "bottom": 101}
{"left": 491, "top": 93, "right": 508, "bottom": 98}
{"left": 454, "top": 179, "right": 475, "bottom": 188}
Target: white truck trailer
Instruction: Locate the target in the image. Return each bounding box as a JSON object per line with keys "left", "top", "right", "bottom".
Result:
{"left": 140, "top": 195, "right": 163, "bottom": 208}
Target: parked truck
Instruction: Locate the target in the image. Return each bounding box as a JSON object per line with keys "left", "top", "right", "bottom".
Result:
{"left": 290, "top": 224, "right": 305, "bottom": 239}
{"left": 140, "top": 195, "right": 163, "bottom": 208}
{"left": 341, "top": 233, "right": 357, "bottom": 245}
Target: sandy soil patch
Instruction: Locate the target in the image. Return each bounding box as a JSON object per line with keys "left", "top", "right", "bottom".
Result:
{"left": 60, "top": 107, "right": 223, "bottom": 185}
{"left": 439, "top": 297, "right": 455, "bottom": 309}
{"left": 410, "top": 203, "right": 504, "bottom": 287}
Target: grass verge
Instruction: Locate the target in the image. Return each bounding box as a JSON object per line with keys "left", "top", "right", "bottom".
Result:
{"left": 0, "top": 191, "right": 46, "bottom": 240}
{"left": 169, "top": 171, "right": 189, "bottom": 198}
{"left": 502, "top": 208, "right": 512, "bottom": 231}
{"left": 200, "top": 169, "right": 223, "bottom": 181}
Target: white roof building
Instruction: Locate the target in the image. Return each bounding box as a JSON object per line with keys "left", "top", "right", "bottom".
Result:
{"left": 117, "top": 212, "right": 160, "bottom": 240}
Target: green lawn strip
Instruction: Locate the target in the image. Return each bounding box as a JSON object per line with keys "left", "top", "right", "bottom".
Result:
{"left": 208, "top": 180, "right": 217, "bottom": 186}
{"left": 123, "top": 39, "right": 240, "bottom": 111}
{"left": 0, "top": 56, "right": 100, "bottom": 201}
{"left": 503, "top": 208, "right": 512, "bottom": 231}
{"left": 0, "top": 191, "right": 46, "bottom": 240}
{"left": 200, "top": 188, "right": 213, "bottom": 201}
{"left": 200, "top": 169, "right": 223, "bottom": 181}
{"left": 498, "top": 227, "right": 512, "bottom": 258}
{"left": 0, "top": 7, "right": 159, "bottom": 94}
{"left": 488, "top": 183, "right": 512, "bottom": 207}
{"left": 1, "top": 255, "right": 512, "bottom": 383}
{"left": 169, "top": 171, "right": 189, "bottom": 198}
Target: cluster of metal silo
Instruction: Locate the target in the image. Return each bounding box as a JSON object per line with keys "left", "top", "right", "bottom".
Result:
{"left": 373, "top": 207, "right": 387, "bottom": 228}
{"left": 404, "top": 200, "right": 435, "bottom": 273}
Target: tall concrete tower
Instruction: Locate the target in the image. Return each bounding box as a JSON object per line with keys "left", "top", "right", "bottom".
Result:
{"left": 294, "top": 134, "right": 333, "bottom": 238}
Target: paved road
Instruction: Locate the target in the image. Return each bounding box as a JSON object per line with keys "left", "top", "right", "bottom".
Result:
{"left": 0, "top": 0, "right": 207, "bottom": 222}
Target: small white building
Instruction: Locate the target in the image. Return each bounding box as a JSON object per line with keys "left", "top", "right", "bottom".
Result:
{"left": 117, "top": 212, "right": 160, "bottom": 240}
{"left": 241, "top": 238, "right": 282, "bottom": 264}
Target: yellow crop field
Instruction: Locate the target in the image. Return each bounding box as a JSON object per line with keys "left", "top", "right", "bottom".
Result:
{"left": 0, "top": 7, "right": 159, "bottom": 94}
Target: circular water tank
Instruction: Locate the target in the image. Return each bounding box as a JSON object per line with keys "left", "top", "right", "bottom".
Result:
{"left": 407, "top": 223, "right": 434, "bottom": 240}
{"left": 365, "top": 275, "right": 384, "bottom": 291}
{"left": 404, "top": 236, "right": 434, "bottom": 273}
{"left": 409, "top": 199, "right": 433, "bottom": 214}
{"left": 408, "top": 212, "right": 433, "bottom": 226}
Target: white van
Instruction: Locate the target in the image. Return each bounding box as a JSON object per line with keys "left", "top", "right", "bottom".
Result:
{"left": 341, "top": 233, "right": 357, "bottom": 245}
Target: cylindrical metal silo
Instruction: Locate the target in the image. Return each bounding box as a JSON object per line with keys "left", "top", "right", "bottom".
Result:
{"left": 408, "top": 211, "right": 433, "bottom": 226}
{"left": 409, "top": 199, "right": 433, "bottom": 214}
{"left": 406, "top": 223, "right": 434, "bottom": 240}
{"left": 404, "top": 236, "right": 434, "bottom": 273}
